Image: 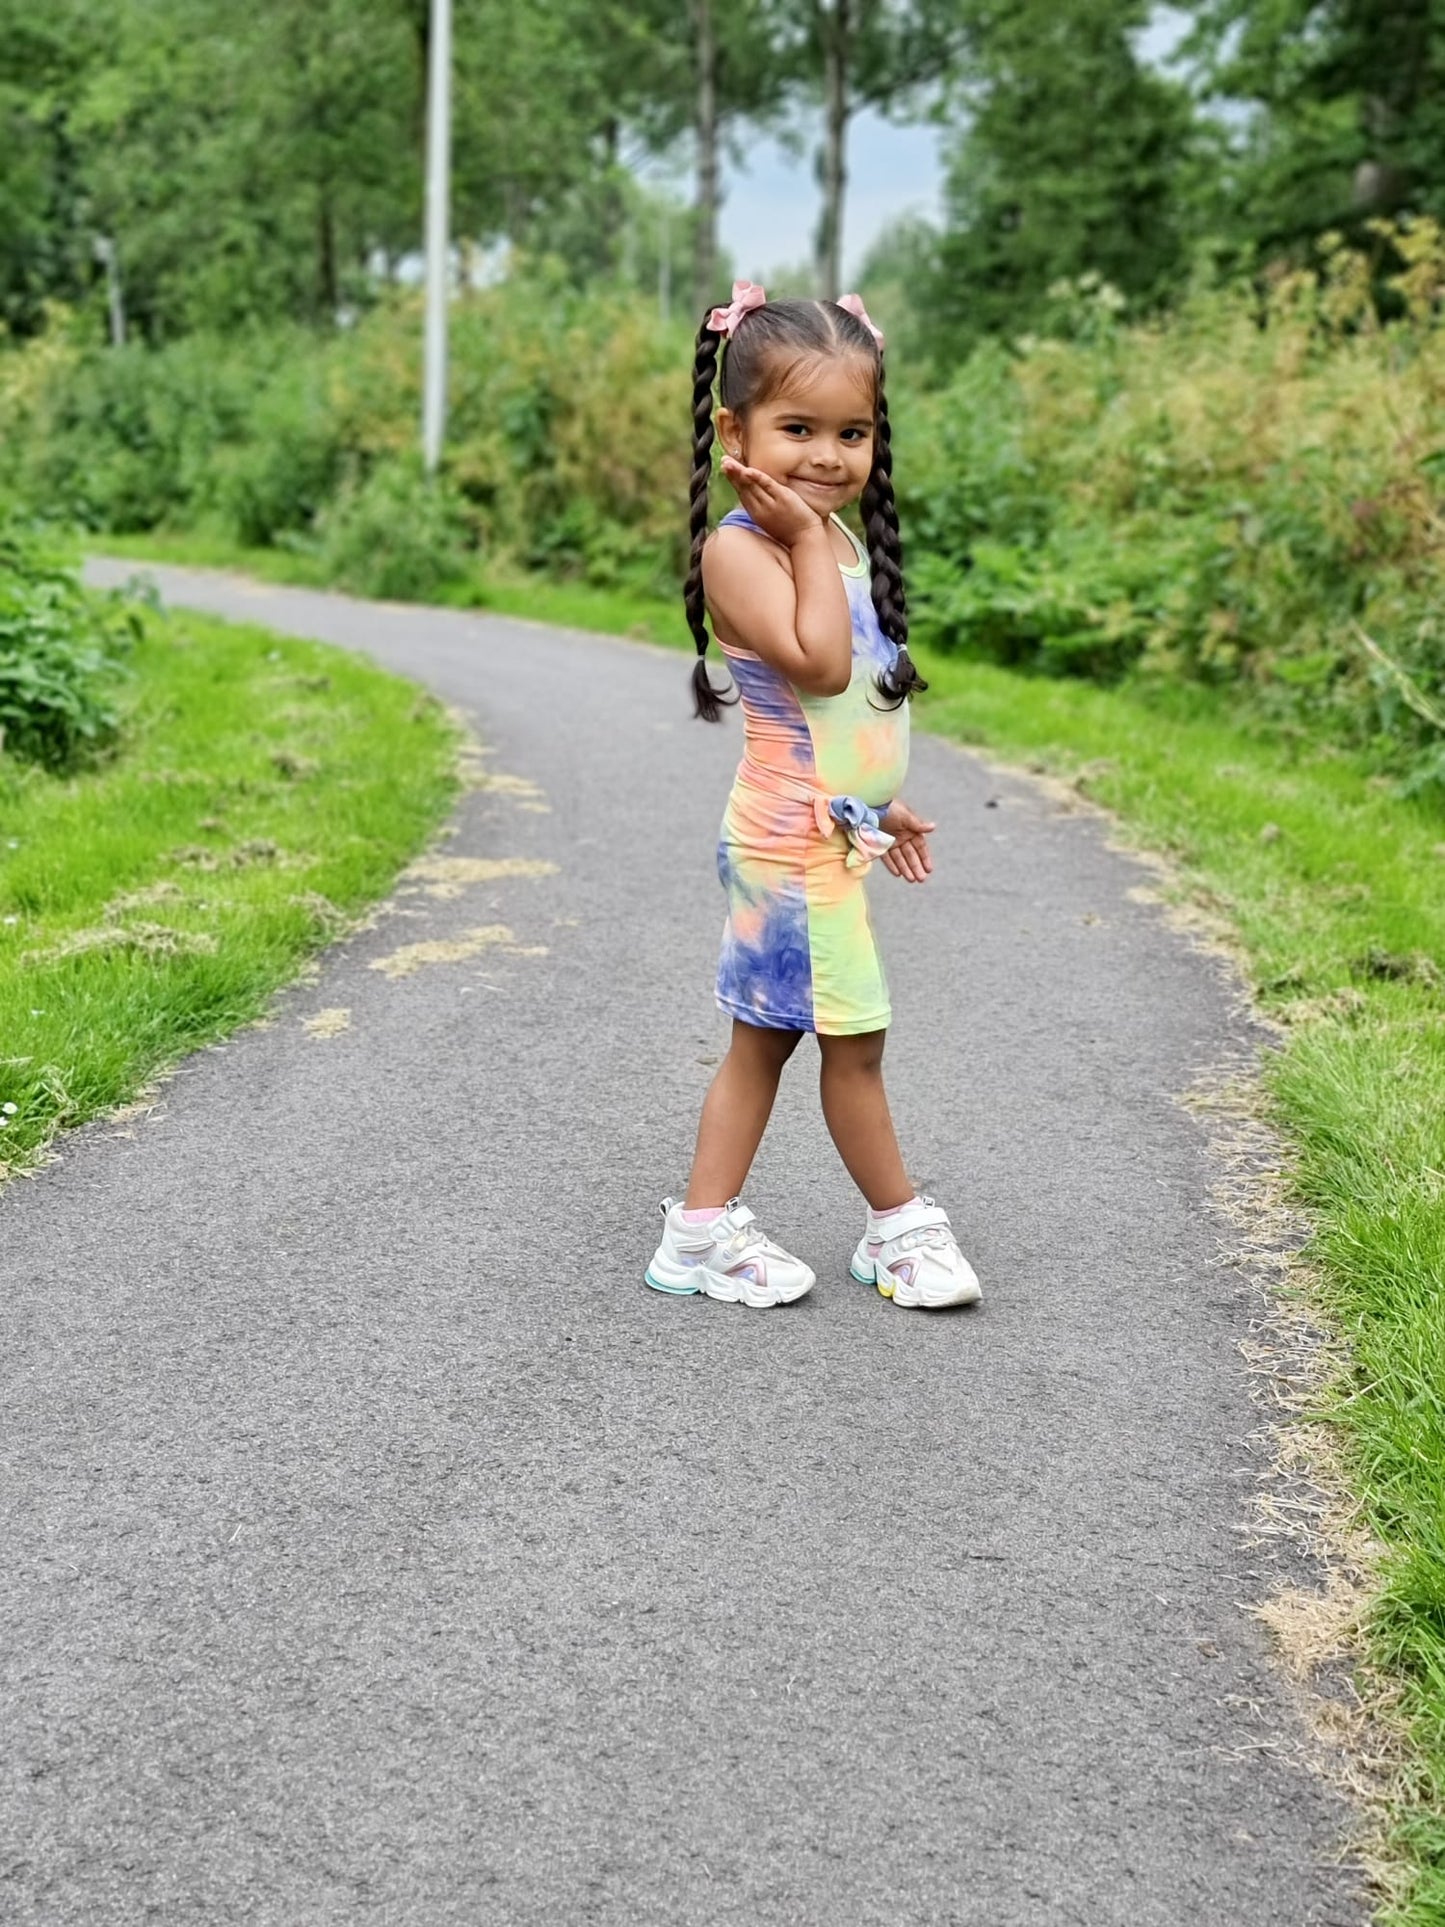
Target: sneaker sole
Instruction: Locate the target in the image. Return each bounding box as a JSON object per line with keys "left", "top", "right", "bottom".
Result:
{"left": 644, "top": 1267, "right": 702, "bottom": 1296}
{"left": 645, "top": 1264, "right": 813, "bottom": 1308}
{"left": 848, "top": 1254, "right": 981, "bottom": 1308}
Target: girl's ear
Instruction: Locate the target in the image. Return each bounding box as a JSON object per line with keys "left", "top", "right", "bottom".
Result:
{"left": 716, "top": 406, "right": 743, "bottom": 459}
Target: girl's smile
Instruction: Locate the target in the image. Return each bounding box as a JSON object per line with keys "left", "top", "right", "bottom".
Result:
{"left": 717, "top": 358, "right": 876, "bottom": 519}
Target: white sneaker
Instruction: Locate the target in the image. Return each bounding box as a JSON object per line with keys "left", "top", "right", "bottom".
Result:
{"left": 645, "top": 1197, "right": 815, "bottom": 1307}
{"left": 849, "top": 1196, "right": 982, "bottom": 1308}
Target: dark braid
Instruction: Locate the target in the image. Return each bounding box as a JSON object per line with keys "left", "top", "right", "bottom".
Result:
{"left": 684, "top": 318, "right": 737, "bottom": 722}
{"left": 862, "top": 368, "right": 927, "bottom": 705}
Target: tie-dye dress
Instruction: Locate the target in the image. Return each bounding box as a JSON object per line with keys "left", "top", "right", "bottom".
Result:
{"left": 712, "top": 508, "right": 909, "bottom": 1036}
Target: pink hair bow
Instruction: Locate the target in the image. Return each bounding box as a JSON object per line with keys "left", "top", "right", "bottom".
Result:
{"left": 707, "top": 280, "right": 767, "bottom": 337}
{"left": 836, "top": 292, "right": 885, "bottom": 350}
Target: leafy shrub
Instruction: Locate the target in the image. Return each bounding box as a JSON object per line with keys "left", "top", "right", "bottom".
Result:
{"left": 0, "top": 514, "right": 139, "bottom": 771}
{"left": 209, "top": 357, "right": 347, "bottom": 545}
{"left": 1, "top": 334, "right": 252, "bottom": 530}
{"left": 317, "top": 459, "right": 473, "bottom": 601}
{"left": 4, "top": 229, "right": 1445, "bottom": 780}
{"left": 905, "top": 220, "right": 1445, "bottom": 779}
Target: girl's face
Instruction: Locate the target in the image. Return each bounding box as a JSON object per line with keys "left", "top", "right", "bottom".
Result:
{"left": 718, "top": 355, "right": 876, "bottom": 519}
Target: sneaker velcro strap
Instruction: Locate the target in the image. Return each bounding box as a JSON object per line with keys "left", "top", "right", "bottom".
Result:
{"left": 875, "top": 1201, "right": 951, "bottom": 1250}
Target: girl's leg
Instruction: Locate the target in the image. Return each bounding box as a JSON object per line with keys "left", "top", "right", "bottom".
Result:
{"left": 685, "top": 1019, "right": 805, "bottom": 1207}
{"left": 817, "top": 1029, "right": 914, "bottom": 1213}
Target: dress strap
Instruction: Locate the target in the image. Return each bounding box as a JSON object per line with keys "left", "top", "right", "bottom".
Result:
{"left": 719, "top": 506, "right": 868, "bottom": 578}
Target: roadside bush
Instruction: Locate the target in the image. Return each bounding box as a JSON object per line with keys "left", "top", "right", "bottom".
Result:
{"left": 317, "top": 459, "right": 473, "bottom": 601}
{"left": 4, "top": 226, "right": 1445, "bottom": 779}
{"left": 209, "top": 356, "right": 347, "bottom": 545}
{"left": 0, "top": 513, "right": 138, "bottom": 771}
{"left": 0, "top": 334, "right": 251, "bottom": 530}
{"left": 906, "top": 225, "right": 1445, "bottom": 779}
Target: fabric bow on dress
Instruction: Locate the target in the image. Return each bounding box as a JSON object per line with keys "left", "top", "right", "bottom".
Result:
{"left": 827, "top": 794, "right": 895, "bottom": 870}
{"left": 738, "top": 755, "right": 895, "bottom": 872}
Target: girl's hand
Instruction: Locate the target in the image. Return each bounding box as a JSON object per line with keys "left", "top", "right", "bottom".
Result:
{"left": 878, "top": 799, "right": 936, "bottom": 883}
{"left": 720, "top": 456, "right": 821, "bottom": 549}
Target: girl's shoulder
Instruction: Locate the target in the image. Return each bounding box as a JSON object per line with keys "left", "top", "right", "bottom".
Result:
{"left": 704, "top": 513, "right": 794, "bottom": 579}
{"left": 711, "top": 507, "right": 787, "bottom": 550}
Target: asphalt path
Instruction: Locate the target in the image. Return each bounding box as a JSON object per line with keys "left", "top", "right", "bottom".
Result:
{"left": 2, "top": 561, "right": 1364, "bottom": 1924}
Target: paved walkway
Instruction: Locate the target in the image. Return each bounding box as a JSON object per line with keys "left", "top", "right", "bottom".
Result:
{"left": 2, "top": 563, "right": 1363, "bottom": 1924}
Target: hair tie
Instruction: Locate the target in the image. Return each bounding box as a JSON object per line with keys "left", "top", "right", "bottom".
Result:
{"left": 707, "top": 280, "right": 767, "bottom": 337}
{"left": 836, "top": 292, "right": 884, "bottom": 350}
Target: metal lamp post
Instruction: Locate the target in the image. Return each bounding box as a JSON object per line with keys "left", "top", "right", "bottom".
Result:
{"left": 422, "top": 0, "right": 453, "bottom": 475}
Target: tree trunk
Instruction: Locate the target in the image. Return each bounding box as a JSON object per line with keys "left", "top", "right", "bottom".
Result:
{"left": 411, "top": 0, "right": 430, "bottom": 152}
{"left": 692, "top": 0, "right": 719, "bottom": 315}
{"left": 595, "top": 116, "right": 625, "bottom": 277}
{"left": 317, "top": 186, "right": 338, "bottom": 321}
{"left": 814, "top": 0, "right": 850, "bottom": 300}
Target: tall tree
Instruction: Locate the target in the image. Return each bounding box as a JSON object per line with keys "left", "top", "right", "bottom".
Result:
{"left": 0, "top": 0, "right": 787, "bottom": 335}
{"left": 70, "top": 0, "right": 420, "bottom": 336}
{"left": 779, "top": 0, "right": 968, "bottom": 299}
{"left": 619, "top": 0, "right": 790, "bottom": 314}
{"left": 692, "top": 0, "right": 721, "bottom": 307}
{"left": 0, "top": 1, "right": 110, "bottom": 337}
{"left": 1186, "top": 0, "right": 1445, "bottom": 252}
{"left": 924, "top": 0, "right": 1195, "bottom": 352}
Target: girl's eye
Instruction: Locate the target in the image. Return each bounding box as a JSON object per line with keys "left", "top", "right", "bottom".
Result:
{"left": 841, "top": 429, "right": 867, "bottom": 443}
{"left": 781, "top": 424, "right": 809, "bottom": 437}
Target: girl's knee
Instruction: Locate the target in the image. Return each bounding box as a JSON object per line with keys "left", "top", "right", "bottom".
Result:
{"left": 819, "top": 1028, "right": 887, "bottom": 1075}
{"left": 732, "top": 1020, "right": 805, "bottom": 1069}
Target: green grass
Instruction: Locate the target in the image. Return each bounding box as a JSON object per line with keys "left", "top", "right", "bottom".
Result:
{"left": 92, "top": 528, "right": 692, "bottom": 647}
{"left": 85, "top": 529, "right": 1445, "bottom": 1914}
{"left": 913, "top": 654, "right": 1445, "bottom": 1919}
{"left": 0, "top": 603, "right": 459, "bottom": 1178}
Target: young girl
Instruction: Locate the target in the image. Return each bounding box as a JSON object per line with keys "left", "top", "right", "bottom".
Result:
{"left": 645, "top": 282, "right": 981, "bottom": 1313}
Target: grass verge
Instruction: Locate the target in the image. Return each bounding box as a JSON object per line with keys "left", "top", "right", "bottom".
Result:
{"left": 91, "top": 533, "right": 1445, "bottom": 1913}
{"left": 916, "top": 656, "right": 1445, "bottom": 1921}
{"left": 89, "top": 528, "right": 691, "bottom": 648}
{"left": 0, "top": 602, "right": 459, "bottom": 1181}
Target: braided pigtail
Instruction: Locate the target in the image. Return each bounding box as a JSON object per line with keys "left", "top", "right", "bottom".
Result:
{"left": 862, "top": 368, "right": 927, "bottom": 705}
{"left": 684, "top": 318, "right": 736, "bottom": 722}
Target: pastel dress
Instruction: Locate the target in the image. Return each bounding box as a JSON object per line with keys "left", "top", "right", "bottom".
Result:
{"left": 712, "top": 507, "right": 909, "bottom": 1036}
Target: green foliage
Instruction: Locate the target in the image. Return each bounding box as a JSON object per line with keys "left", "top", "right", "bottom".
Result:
{"left": 923, "top": 0, "right": 1197, "bottom": 357}
{"left": 0, "top": 275, "right": 693, "bottom": 594}
{"left": 0, "top": 2, "right": 106, "bottom": 337}
{"left": 904, "top": 225, "right": 1445, "bottom": 783}
{"left": 0, "top": 605, "right": 458, "bottom": 1180}
{"left": 6, "top": 226, "right": 1445, "bottom": 782}
{"left": 209, "top": 355, "right": 347, "bottom": 546}
{"left": 0, "top": 0, "right": 747, "bottom": 344}
{"left": 1187, "top": 0, "right": 1445, "bottom": 258}
{"left": 317, "top": 458, "right": 472, "bottom": 601}
{"left": 0, "top": 511, "right": 138, "bottom": 771}
{"left": 2, "top": 333, "right": 246, "bottom": 529}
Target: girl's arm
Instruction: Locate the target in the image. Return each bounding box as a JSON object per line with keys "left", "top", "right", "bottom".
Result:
{"left": 702, "top": 462, "right": 852, "bottom": 697}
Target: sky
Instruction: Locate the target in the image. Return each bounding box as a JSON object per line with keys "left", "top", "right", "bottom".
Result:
{"left": 690, "top": 6, "right": 1195, "bottom": 286}
{"left": 718, "top": 111, "right": 944, "bottom": 286}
